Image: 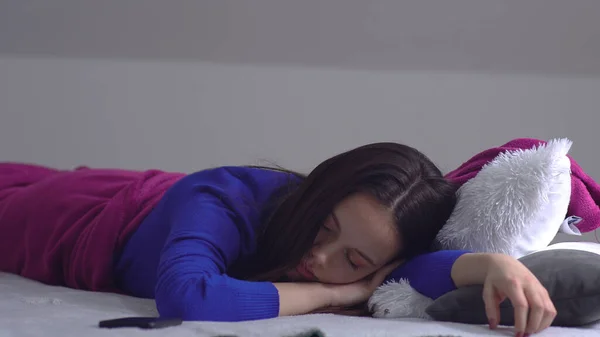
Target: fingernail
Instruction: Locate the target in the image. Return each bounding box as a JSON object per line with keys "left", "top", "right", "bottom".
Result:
{"left": 515, "top": 333, "right": 523, "bottom": 337}
{"left": 488, "top": 319, "right": 496, "bottom": 329}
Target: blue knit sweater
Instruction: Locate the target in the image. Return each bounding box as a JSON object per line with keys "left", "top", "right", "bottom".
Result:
{"left": 114, "top": 166, "right": 468, "bottom": 321}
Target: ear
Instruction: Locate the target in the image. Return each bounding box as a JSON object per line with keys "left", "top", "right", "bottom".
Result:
{"left": 367, "top": 279, "right": 434, "bottom": 319}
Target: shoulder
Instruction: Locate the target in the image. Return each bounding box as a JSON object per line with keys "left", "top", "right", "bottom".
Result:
{"left": 174, "top": 165, "right": 301, "bottom": 189}
{"left": 158, "top": 166, "right": 302, "bottom": 254}
{"left": 222, "top": 166, "right": 303, "bottom": 192}
{"left": 164, "top": 166, "right": 302, "bottom": 206}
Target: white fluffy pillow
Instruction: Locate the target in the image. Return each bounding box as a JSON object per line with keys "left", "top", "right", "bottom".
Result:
{"left": 435, "top": 138, "right": 573, "bottom": 258}
{"left": 368, "top": 279, "right": 434, "bottom": 319}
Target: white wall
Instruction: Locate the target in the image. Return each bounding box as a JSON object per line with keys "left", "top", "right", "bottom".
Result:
{"left": 1, "top": 56, "right": 599, "bottom": 242}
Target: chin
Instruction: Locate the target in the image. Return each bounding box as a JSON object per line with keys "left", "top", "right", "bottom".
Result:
{"left": 330, "top": 275, "right": 366, "bottom": 285}
{"left": 284, "top": 271, "right": 304, "bottom": 282}
{"left": 327, "top": 279, "right": 353, "bottom": 285}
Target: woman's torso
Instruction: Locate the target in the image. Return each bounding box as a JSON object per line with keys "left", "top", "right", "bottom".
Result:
{"left": 113, "top": 166, "right": 301, "bottom": 298}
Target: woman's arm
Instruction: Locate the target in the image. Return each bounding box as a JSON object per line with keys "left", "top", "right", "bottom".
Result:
{"left": 154, "top": 169, "right": 340, "bottom": 322}
{"left": 154, "top": 194, "right": 280, "bottom": 321}
{"left": 384, "top": 250, "right": 470, "bottom": 299}
{"left": 387, "top": 252, "right": 556, "bottom": 335}
{"left": 450, "top": 252, "right": 491, "bottom": 286}
{"left": 278, "top": 260, "right": 402, "bottom": 316}
{"left": 274, "top": 283, "right": 332, "bottom": 316}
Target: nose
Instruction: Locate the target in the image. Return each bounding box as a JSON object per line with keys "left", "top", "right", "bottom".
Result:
{"left": 309, "top": 243, "right": 335, "bottom": 268}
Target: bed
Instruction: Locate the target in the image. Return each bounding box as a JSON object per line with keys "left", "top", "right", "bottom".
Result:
{"left": 2, "top": 272, "right": 598, "bottom": 337}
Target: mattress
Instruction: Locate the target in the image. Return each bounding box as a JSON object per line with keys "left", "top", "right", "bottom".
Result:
{"left": 1, "top": 272, "right": 599, "bottom": 337}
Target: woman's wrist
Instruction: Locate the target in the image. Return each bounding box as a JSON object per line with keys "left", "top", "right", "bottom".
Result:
{"left": 274, "top": 282, "right": 335, "bottom": 316}
{"left": 316, "top": 282, "right": 341, "bottom": 307}
{"left": 451, "top": 252, "right": 497, "bottom": 287}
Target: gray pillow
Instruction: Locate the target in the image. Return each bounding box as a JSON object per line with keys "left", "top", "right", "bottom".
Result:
{"left": 426, "top": 249, "right": 600, "bottom": 327}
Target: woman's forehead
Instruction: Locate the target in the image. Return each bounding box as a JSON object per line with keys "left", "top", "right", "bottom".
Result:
{"left": 335, "top": 193, "right": 401, "bottom": 262}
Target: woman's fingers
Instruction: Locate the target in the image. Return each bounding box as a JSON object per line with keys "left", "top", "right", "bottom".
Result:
{"left": 370, "top": 260, "right": 403, "bottom": 286}
{"left": 380, "top": 260, "right": 403, "bottom": 276}
{"left": 538, "top": 295, "right": 557, "bottom": 332}
{"left": 484, "top": 283, "right": 556, "bottom": 336}
{"left": 482, "top": 283, "right": 500, "bottom": 329}
{"left": 505, "top": 282, "right": 557, "bottom": 336}
{"left": 482, "top": 255, "right": 556, "bottom": 336}
{"left": 502, "top": 281, "right": 529, "bottom": 337}
{"left": 523, "top": 288, "right": 545, "bottom": 334}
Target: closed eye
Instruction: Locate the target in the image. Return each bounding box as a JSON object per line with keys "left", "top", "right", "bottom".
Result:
{"left": 322, "top": 214, "right": 337, "bottom": 231}
{"left": 345, "top": 250, "right": 359, "bottom": 270}
{"left": 321, "top": 223, "right": 333, "bottom": 232}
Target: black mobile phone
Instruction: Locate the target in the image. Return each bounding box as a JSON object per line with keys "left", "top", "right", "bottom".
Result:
{"left": 98, "top": 316, "right": 182, "bottom": 329}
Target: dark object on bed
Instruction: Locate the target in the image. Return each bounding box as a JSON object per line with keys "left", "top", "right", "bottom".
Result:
{"left": 98, "top": 316, "right": 182, "bottom": 329}
{"left": 426, "top": 249, "right": 600, "bottom": 327}
{"left": 285, "top": 329, "right": 325, "bottom": 337}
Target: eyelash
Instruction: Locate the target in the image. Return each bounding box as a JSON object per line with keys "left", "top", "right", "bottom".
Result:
{"left": 345, "top": 250, "right": 359, "bottom": 270}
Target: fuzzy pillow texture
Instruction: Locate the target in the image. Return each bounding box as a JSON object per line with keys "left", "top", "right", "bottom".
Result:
{"left": 434, "top": 138, "right": 573, "bottom": 258}
{"left": 368, "top": 279, "right": 434, "bottom": 319}
{"left": 426, "top": 249, "right": 600, "bottom": 327}
{"left": 369, "top": 138, "right": 575, "bottom": 320}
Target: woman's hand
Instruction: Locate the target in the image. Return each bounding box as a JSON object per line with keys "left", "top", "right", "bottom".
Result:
{"left": 325, "top": 261, "right": 402, "bottom": 309}
{"left": 452, "top": 253, "right": 556, "bottom": 337}
{"left": 483, "top": 254, "right": 557, "bottom": 336}
{"left": 275, "top": 261, "right": 401, "bottom": 318}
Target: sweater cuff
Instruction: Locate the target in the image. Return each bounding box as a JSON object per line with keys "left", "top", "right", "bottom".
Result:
{"left": 234, "top": 281, "right": 280, "bottom": 321}
{"left": 385, "top": 250, "right": 470, "bottom": 300}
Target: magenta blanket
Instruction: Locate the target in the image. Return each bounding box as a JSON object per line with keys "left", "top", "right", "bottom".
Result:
{"left": 0, "top": 163, "right": 184, "bottom": 291}
{"left": 445, "top": 138, "right": 600, "bottom": 233}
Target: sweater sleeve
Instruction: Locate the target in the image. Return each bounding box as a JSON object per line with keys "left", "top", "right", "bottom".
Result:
{"left": 154, "top": 186, "right": 279, "bottom": 322}
{"left": 384, "top": 250, "right": 470, "bottom": 300}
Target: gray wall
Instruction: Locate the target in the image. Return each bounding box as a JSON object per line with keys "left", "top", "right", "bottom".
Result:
{"left": 1, "top": 56, "right": 599, "bottom": 245}
{"left": 2, "top": 0, "right": 599, "bottom": 77}
{"left": 1, "top": 0, "right": 599, "bottom": 243}
{"left": 2, "top": 56, "right": 599, "bottom": 175}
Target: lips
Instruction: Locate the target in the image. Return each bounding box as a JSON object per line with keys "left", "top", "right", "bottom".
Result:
{"left": 296, "top": 263, "right": 316, "bottom": 281}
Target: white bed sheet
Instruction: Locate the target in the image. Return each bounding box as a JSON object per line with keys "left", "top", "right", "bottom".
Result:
{"left": 1, "top": 272, "right": 599, "bottom": 337}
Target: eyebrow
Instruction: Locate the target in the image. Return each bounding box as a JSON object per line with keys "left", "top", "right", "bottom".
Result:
{"left": 331, "top": 211, "right": 377, "bottom": 266}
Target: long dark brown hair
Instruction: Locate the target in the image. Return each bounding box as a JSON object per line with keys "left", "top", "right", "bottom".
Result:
{"left": 237, "top": 142, "right": 457, "bottom": 281}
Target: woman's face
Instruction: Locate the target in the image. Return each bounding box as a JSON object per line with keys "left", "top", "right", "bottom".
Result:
{"left": 285, "top": 192, "right": 402, "bottom": 284}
